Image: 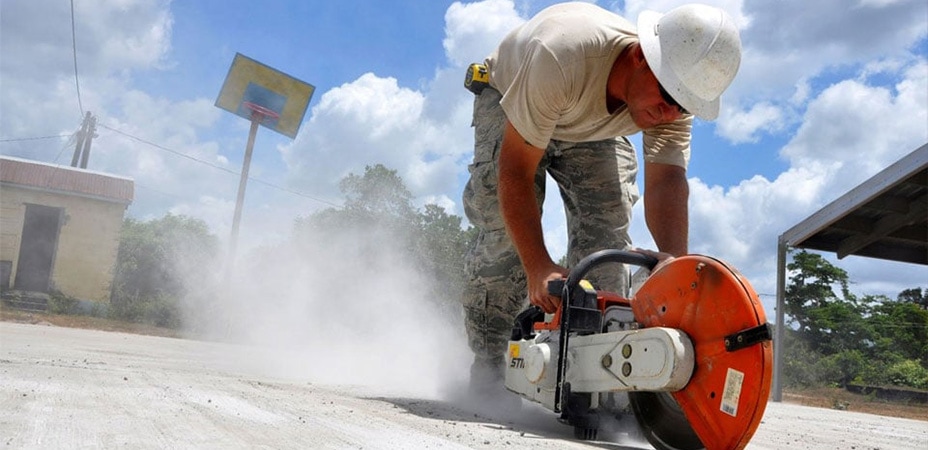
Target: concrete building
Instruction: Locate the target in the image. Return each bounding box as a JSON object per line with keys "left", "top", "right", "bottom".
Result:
{"left": 0, "top": 156, "right": 133, "bottom": 306}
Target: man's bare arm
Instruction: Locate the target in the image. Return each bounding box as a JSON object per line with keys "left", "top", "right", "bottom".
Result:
{"left": 498, "top": 121, "right": 566, "bottom": 312}
{"left": 644, "top": 161, "right": 689, "bottom": 257}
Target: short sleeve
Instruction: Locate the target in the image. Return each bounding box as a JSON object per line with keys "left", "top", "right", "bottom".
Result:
{"left": 497, "top": 41, "right": 570, "bottom": 149}
{"left": 642, "top": 115, "right": 693, "bottom": 168}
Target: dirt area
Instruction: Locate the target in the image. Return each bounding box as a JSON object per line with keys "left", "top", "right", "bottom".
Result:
{"left": 2, "top": 314, "right": 926, "bottom": 450}
{"left": 783, "top": 388, "right": 927, "bottom": 422}
{"left": 3, "top": 307, "right": 927, "bottom": 425}
{"left": 1, "top": 307, "right": 183, "bottom": 339}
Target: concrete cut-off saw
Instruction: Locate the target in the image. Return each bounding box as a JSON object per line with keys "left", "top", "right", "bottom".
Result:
{"left": 505, "top": 250, "right": 773, "bottom": 450}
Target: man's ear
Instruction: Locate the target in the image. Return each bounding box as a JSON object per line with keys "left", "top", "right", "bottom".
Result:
{"left": 632, "top": 43, "right": 647, "bottom": 66}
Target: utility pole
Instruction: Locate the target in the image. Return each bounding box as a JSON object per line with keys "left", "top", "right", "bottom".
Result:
{"left": 79, "top": 113, "right": 96, "bottom": 169}
{"left": 70, "top": 112, "right": 90, "bottom": 167}
{"left": 70, "top": 111, "right": 96, "bottom": 168}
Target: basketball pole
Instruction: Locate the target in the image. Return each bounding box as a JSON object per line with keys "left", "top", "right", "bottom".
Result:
{"left": 227, "top": 102, "right": 278, "bottom": 267}
{"left": 220, "top": 109, "right": 264, "bottom": 336}
{"left": 218, "top": 113, "right": 259, "bottom": 337}
{"left": 228, "top": 116, "right": 260, "bottom": 265}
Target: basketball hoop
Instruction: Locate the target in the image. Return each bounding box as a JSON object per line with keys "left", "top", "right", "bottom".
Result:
{"left": 242, "top": 101, "right": 280, "bottom": 125}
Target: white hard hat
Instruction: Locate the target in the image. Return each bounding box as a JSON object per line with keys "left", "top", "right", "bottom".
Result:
{"left": 638, "top": 4, "right": 742, "bottom": 120}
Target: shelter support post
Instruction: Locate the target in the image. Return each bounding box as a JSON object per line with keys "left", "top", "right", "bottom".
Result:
{"left": 772, "top": 238, "right": 788, "bottom": 402}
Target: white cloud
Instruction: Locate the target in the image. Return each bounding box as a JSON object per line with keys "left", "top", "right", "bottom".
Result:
{"left": 782, "top": 60, "right": 928, "bottom": 189}
{"left": 855, "top": 0, "right": 916, "bottom": 9}
{"left": 279, "top": 73, "right": 441, "bottom": 199}
{"left": 718, "top": 102, "right": 786, "bottom": 143}
{"left": 1, "top": 0, "right": 177, "bottom": 158}
{"left": 0, "top": 0, "right": 172, "bottom": 80}
{"left": 741, "top": 0, "right": 926, "bottom": 67}
{"left": 713, "top": 0, "right": 925, "bottom": 145}
{"left": 622, "top": 0, "right": 749, "bottom": 28}
{"left": 682, "top": 60, "right": 927, "bottom": 307}
{"left": 790, "top": 78, "right": 812, "bottom": 106}
{"left": 418, "top": 194, "right": 457, "bottom": 215}
{"left": 278, "top": 0, "right": 526, "bottom": 217}
{"left": 92, "top": 1, "right": 174, "bottom": 71}
{"left": 443, "top": 0, "right": 525, "bottom": 67}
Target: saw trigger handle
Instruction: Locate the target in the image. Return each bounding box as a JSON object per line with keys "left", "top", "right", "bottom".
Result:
{"left": 547, "top": 278, "right": 565, "bottom": 297}
{"left": 510, "top": 306, "right": 545, "bottom": 341}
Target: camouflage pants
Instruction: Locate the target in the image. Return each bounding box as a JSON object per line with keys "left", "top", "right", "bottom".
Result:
{"left": 461, "top": 87, "right": 640, "bottom": 364}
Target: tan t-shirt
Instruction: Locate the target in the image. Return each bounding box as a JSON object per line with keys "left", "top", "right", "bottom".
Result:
{"left": 485, "top": 2, "right": 692, "bottom": 168}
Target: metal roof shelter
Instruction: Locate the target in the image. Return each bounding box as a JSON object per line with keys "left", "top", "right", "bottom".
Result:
{"left": 772, "top": 143, "right": 928, "bottom": 401}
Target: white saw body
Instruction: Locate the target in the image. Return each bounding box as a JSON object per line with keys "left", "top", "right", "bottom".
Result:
{"left": 506, "top": 325, "right": 694, "bottom": 408}
{"left": 500, "top": 250, "right": 774, "bottom": 450}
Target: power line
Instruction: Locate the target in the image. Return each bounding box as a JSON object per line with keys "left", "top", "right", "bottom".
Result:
{"left": 0, "top": 132, "right": 78, "bottom": 169}
{"left": 248, "top": 177, "right": 339, "bottom": 206}
{"left": 0, "top": 134, "right": 73, "bottom": 143}
{"left": 99, "top": 123, "right": 237, "bottom": 175}
{"left": 134, "top": 182, "right": 189, "bottom": 200}
{"left": 70, "top": 0, "right": 84, "bottom": 116}
{"left": 97, "top": 123, "right": 339, "bottom": 207}
{"left": 12, "top": 133, "right": 88, "bottom": 198}
{"left": 2, "top": 128, "right": 339, "bottom": 209}
{"left": 53, "top": 132, "right": 80, "bottom": 165}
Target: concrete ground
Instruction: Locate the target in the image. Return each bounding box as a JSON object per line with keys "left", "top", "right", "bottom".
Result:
{"left": 2, "top": 322, "right": 926, "bottom": 449}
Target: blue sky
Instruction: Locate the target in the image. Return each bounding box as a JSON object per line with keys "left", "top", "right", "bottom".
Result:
{"left": 1, "top": 0, "right": 926, "bottom": 316}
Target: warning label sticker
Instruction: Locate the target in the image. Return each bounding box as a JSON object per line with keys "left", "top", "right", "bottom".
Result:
{"left": 721, "top": 368, "right": 745, "bottom": 417}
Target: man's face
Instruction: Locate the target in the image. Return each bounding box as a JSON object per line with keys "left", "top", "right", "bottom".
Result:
{"left": 626, "top": 63, "right": 687, "bottom": 129}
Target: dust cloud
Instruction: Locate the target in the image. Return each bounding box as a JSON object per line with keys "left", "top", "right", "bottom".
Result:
{"left": 179, "top": 224, "right": 473, "bottom": 401}
{"left": 172, "top": 222, "right": 653, "bottom": 445}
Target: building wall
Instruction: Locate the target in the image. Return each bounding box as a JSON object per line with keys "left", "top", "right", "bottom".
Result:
{"left": 0, "top": 185, "right": 126, "bottom": 303}
{"left": 0, "top": 194, "right": 25, "bottom": 289}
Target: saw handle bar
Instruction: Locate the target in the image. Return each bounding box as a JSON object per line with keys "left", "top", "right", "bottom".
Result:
{"left": 548, "top": 249, "right": 658, "bottom": 297}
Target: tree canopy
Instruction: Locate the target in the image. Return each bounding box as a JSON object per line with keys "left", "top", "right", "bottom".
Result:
{"left": 783, "top": 250, "right": 928, "bottom": 390}
{"left": 110, "top": 214, "right": 219, "bottom": 328}
{"left": 292, "top": 164, "right": 475, "bottom": 315}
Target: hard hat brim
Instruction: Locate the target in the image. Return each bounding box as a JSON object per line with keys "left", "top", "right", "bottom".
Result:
{"left": 637, "top": 10, "right": 720, "bottom": 121}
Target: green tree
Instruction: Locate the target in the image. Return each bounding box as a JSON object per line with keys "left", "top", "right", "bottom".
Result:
{"left": 897, "top": 287, "right": 928, "bottom": 309}
{"left": 810, "top": 301, "right": 871, "bottom": 355}
{"left": 785, "top": 251, "right": 850, "bottom": 315}
{"left": 785, "top": 250, "right": 867, "bottom": 355}
{"left": 784, "top": 250, "right": 928, "bottom": 390}
{"left": 111, "top": 214, "right": 219, "bottom": 328}
{"left": 414, "top": 203, "right": 476, "bottom": 311}
{"left": 785, "top": 251, "right": 866, "bottom": 387}
{"left": 298, "top": 165, "right": 419, "bottom": 245}
{"left": 866, "top": 295, "right": 928, "bottom": 366}
{"left": 340, "top": 164, "right": 416, "bottom": 219}
{"left": 293, "top": 164, "right": 474, "bottom": 314}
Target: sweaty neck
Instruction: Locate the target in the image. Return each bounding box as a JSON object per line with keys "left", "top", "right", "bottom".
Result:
{"left": 605, "top": 43, "right": 638, "bottom": 113}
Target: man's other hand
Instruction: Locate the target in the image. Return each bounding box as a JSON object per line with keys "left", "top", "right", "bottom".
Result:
{"left": 631, "top": 248, "right": 677, "bottom": 274}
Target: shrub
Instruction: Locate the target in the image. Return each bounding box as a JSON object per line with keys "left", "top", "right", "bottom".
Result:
{"left": 884, "top": 360, "right": 928, "bottom": 390}
{"left": 48, "top": 291, "right": 80, "bottom": 315}
{"left": 109, "top": 291, "right": 180, "bottom": 329}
